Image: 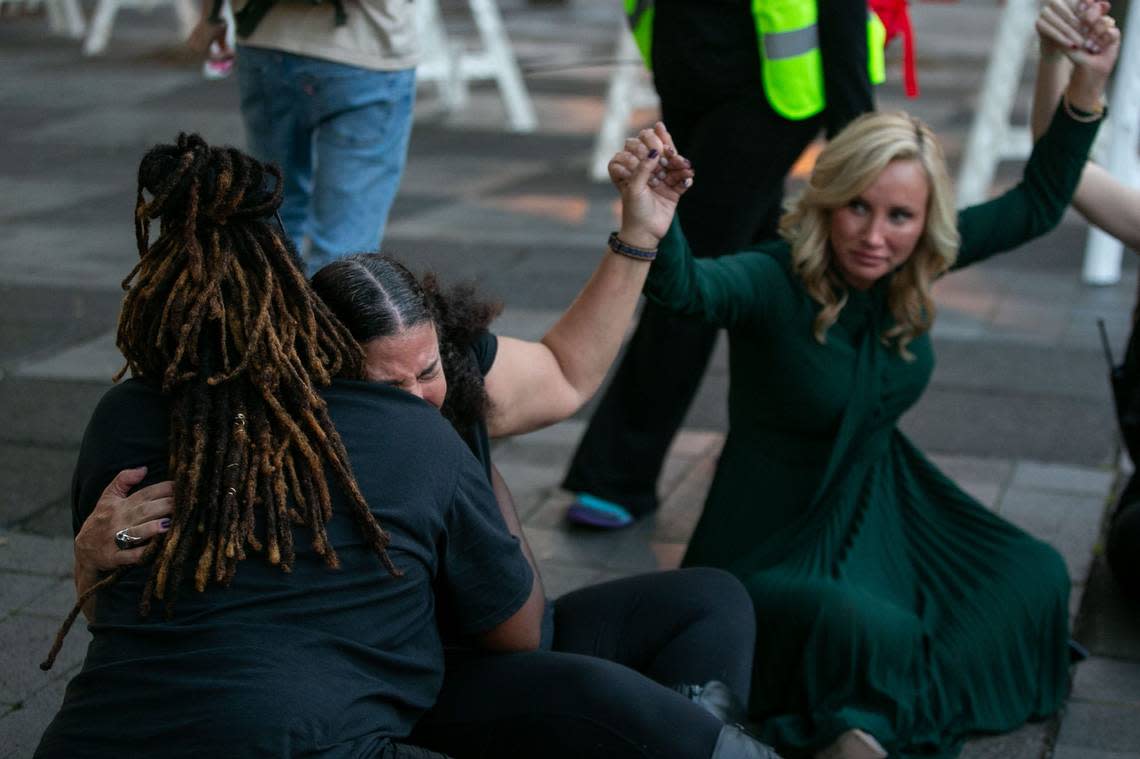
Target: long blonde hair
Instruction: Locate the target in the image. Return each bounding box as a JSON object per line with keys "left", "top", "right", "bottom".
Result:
{"left": 779, "top": 111, "right": 960, "bottom": 357}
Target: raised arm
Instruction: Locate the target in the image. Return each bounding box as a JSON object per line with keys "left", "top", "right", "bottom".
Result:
{"left": 484, "top": 123, "right": 694, "bottom": 437}
{"left": 954, "top": 5, "right": 1118, "bottom": 268}
{"left": 1033, "top": 0, "right": 1140, "bottom": 250}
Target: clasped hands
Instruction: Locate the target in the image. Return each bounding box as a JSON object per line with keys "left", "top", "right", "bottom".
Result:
{"left": 609, "top": 122, "right": 695, "bottom": 251}
{"left": 1037, "top": 0, "right": 1120, "bottom": 75}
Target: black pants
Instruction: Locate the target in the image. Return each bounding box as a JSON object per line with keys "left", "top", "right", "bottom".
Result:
{"left": 1108, "top": 475, "right": 1140, "bottom": 602}
{"left": 411, "top": 568, "right": 756, "bottom": 758}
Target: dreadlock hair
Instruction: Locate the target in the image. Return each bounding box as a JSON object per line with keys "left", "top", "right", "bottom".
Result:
{"left": 311, "top": 254, "right": 502, "bottom": 437}
{"left": 42, "top": 134, "right": 400, "bottom": 670}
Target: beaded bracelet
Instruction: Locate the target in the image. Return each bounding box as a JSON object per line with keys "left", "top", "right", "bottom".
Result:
{"left": 1062, "top": 92, "right": 1106, "bottom": 123}
{"left": 608, "top": 231, "right": 657, "bottom": 262}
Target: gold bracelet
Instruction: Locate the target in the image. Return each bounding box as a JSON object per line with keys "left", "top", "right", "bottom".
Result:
{"left": 1062, "top": 92, "right": 1106, "bottom": 123}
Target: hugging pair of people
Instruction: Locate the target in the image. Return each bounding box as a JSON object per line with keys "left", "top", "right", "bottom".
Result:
{"left": 34, "top": 131, "right": 773, "bottom": 759}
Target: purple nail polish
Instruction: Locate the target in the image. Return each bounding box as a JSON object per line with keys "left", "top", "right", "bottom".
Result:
{"left": 647, "top": 149, "right": 659, "bottom": 159}
{"left": 160, "top": 518, "right": 171, "bottom": 529}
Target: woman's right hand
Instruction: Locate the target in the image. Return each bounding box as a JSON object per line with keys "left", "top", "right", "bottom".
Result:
{"left": 609, "top": 121, "right": 694, "bottom": 249}
{"left": 75, "top": 467, "right": 173, "bottom": 577}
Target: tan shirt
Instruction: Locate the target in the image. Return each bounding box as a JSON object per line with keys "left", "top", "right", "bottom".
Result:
{"left": 240, "top": 0, "right": 418, "bottom": 71}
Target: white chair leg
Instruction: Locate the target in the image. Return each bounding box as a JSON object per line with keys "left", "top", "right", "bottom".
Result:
{"left": 467, "top": 0, "right": 536, "bottom": 132}
{"left": 82, "top": 0, "right": 120, "bottom": 55}
{"left": 590, "top": 27, "right": 657, "bottom": 182}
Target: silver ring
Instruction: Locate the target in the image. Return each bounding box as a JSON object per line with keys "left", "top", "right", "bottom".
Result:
{"left": 114, "top": 528, "right": 147, "bottom": 551}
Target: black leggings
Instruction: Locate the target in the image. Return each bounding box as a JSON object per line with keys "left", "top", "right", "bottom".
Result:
{"left": 411, "top": 568, "right": 755, "bottom": 758}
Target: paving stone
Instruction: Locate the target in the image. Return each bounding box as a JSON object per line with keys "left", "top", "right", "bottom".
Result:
{"left": 0, "top": 447, "right": 77, "bottom": 529}
{"left": 652, "top": 454, "right": 716, "bottom": 544}
{"left": 503, "top": 418, "right": 585, "bottom": 449}
{"left": 0, "top": 612, "right": 90, "bottom": 704}
{"left": 901, "top": 389, "right": 1116, "bottom": 468}
{"left": 1072, "top": 657, "right": 1140, "bottom": 704}
{"left": 997, "top": 488, "right": 1106, "bottom": 582}
{"left": 1010, "top": 461, "right": 1116, "bottom": 496}
{"left": 927, "top": 341, "right": 1111, "bottom": 403}
{"left": 13, "top": 331, "right": 121, "bottom": 383}
{"left": 668, "top": 430, "right": 724, "bottom": 459}
{"left": 958, "top": 720, "right": 1052, "bottom": 759}
{"left": 926, "top": 455, "right": 1014, "bottom": 488}
{"left": 522, "top": 523, "right": 631, "bottom": 572}
{"left": 0, "top": 378, "right": 109, "bottom": 449}
{"left": 1051, "top": 748, "right": 1140, "bottom": 759}
{"left": 396, "top": 155, "right": 550, "bottom": 200}
{"left": 27, "top": 107, "right": 245, "bottom": 153}
{"left": 492, "top": 458, "right": 563, "bottom": 521}
{"left": 522, "top": 489, "right": 576, "bottom": 530}
{"left": 1055, "top": 701, "right": 1140, "bottom": 754}
{"left": 988, "top": 301, "right": 1068, "bottom": 344}
{"left": 0, "top": 283, "right": 122, "bottom": 368}
{"left": 0, "top": 221, "right": 137, "bottom": 289}
{"left": 13, "top": 494, "right": 72, "bottom": 539}
{"left": 0, "top": 661, "right": 77, "bottom": 759}
{"left": 0, "top": 532, "right": 73, "bottom": 577}
{"left": 489, "top": 307, "right": 563, "bottom": 343}
{"left": 0, "top": 573, "right": 56, "bottom": 619}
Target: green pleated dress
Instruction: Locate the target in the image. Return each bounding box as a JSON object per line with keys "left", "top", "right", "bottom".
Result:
{"left": 643, "top": 107, "right": 1099, "bottom": 758}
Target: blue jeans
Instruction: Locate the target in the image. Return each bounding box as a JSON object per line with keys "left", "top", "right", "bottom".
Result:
{"left": 236, "top": 46, "right": 415, "bottom": 273}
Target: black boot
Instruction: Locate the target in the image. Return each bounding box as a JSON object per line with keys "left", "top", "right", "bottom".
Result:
{"left": 674, "top": 680, "right": 745, "bottom": 724}
{"left": 710, "top": 724, "right": 783, "bottom": 758}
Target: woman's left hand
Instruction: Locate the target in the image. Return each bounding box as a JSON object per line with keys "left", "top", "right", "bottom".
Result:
{"left": 75, "top": 467, "right": 173, "bottom": 578}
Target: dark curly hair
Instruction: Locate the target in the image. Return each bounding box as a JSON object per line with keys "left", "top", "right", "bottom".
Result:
{"left": 310, "top": 254, "right": 502, "bottom": 438}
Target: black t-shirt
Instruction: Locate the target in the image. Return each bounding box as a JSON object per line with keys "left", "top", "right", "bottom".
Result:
{"left": 37, "top": 378, "right": 532, "bottom": 759}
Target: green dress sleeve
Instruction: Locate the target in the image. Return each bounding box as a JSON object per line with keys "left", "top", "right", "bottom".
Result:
{"left": 953, "top": 103, "right": 1101, "bottom": 270}
{"left": 643, "top": 217, "right": 793, "bottom": 332}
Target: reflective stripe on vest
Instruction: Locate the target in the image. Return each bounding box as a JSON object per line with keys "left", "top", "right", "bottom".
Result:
{"left": 753, "top": 0, "right": 823, "bottom": 120}
{"left": 625, "top": 0, "right": 654, "bottom": 63}
{"left": 868, "top": 10, "right": 887, "bottom": 86}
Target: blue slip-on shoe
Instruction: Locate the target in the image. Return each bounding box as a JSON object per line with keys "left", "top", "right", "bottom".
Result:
{"left": 566, "top": 493, "right": 635, "bottom": 529}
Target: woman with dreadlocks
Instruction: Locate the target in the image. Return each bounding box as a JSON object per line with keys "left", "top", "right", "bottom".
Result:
{"left": 35, "top": 134, "right": 539, "bottom": 759}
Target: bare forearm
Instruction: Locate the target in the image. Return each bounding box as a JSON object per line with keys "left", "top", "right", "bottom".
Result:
{"left": 1072, "top": 164, "right": 1140, "bottom": 249}
{"left": 1031, "top": 47, "right": 1073, "bottom": 140}
{"left": 540, "top": 249, "right": 651, "bottom": 406}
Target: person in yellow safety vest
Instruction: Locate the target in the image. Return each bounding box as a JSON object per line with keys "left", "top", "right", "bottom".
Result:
{"left": 564, "top": 0, "right": 879, "bottom": 530}
{"left": 624, "top": 0, "right": 886, "bottom": 120}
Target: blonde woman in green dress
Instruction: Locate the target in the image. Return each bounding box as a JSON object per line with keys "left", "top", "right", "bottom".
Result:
{"left": 607, "top": 5, "right": 1119, "bottom": 758}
